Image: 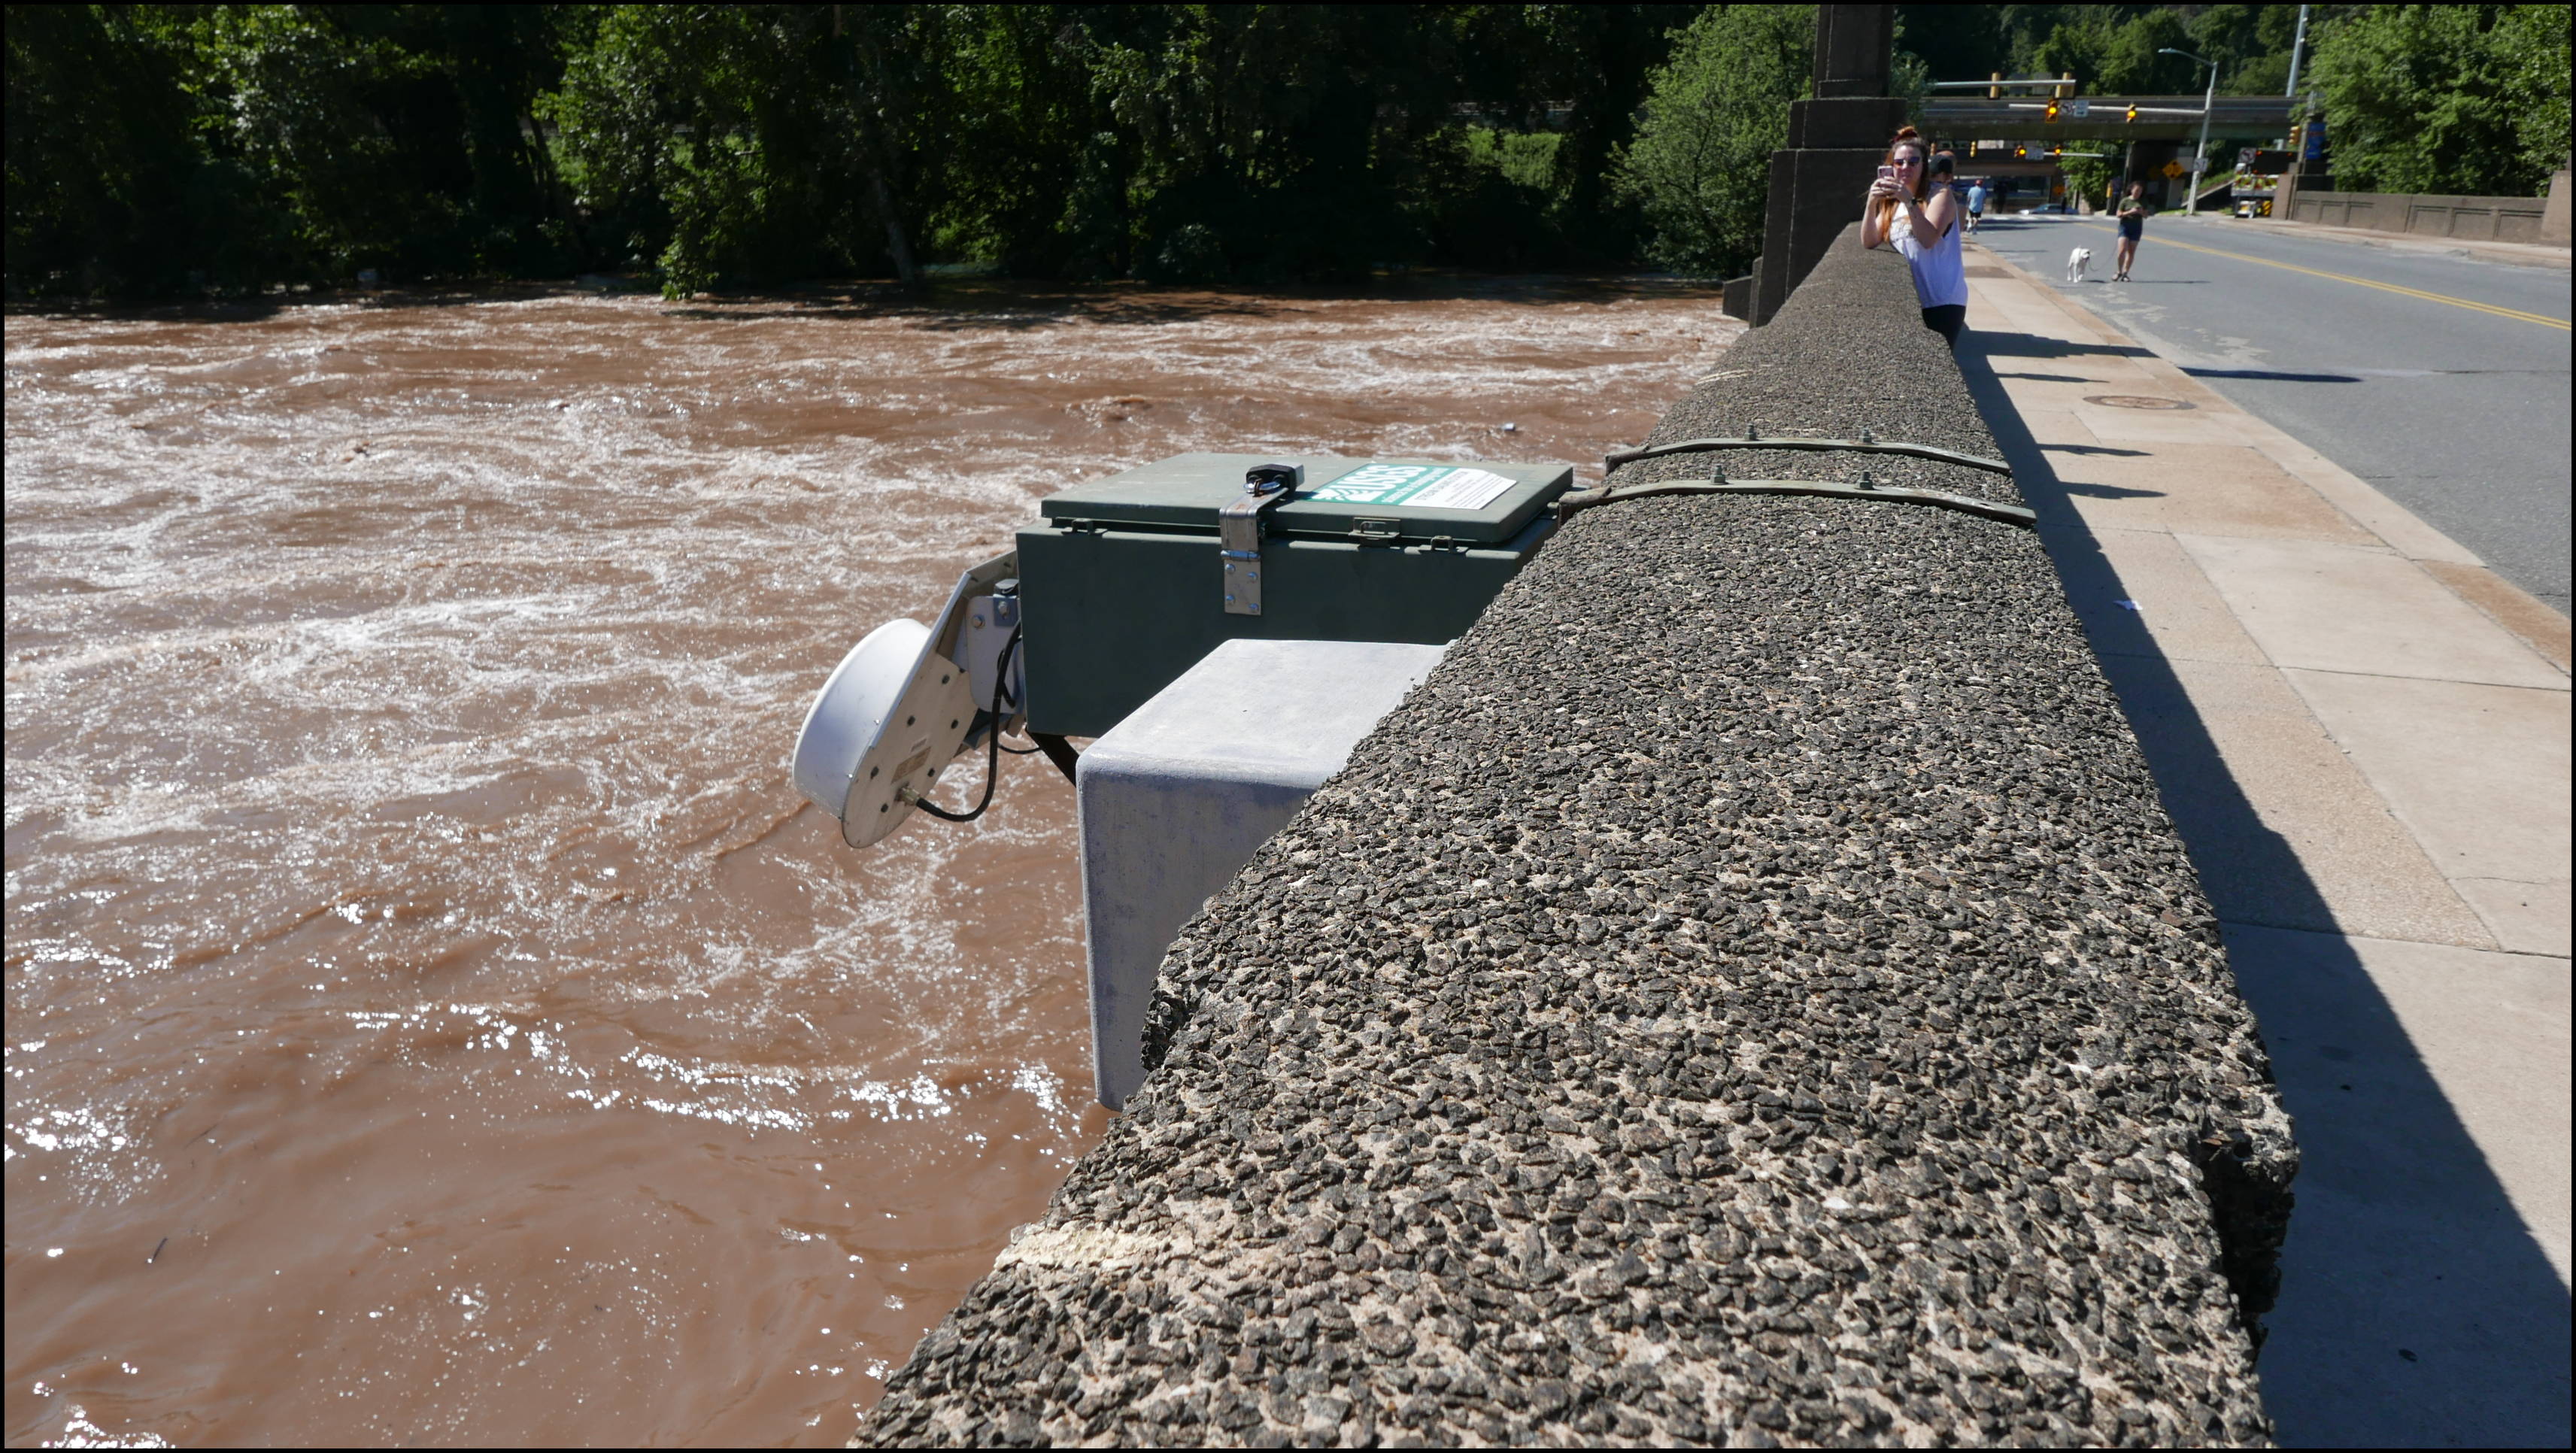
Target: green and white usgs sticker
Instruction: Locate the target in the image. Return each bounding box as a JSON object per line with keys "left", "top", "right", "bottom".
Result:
{"left": 1307, "top": 463, "right": 1519, "bottom": 511}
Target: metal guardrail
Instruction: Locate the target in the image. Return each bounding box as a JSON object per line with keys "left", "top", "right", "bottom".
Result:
{"left": 1605, "top": 432, "right": 2013, "bottom": 475}
{"left": 1557, "top": 476, "right": 2038, "bottom": 529}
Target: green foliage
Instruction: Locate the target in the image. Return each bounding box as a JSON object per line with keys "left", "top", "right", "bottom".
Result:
{"left": 2311, "top": 5, "right": 2571, "bottom": 196}
{"left": 1896, "top": 4, "right": 2312, "bottom": 102}
{"left": 2189, "top": 4, "right": 2307, "bottom": 95}
{"left": 8, "top": 3, "right": 572, "bottom": 296}
{"left": 928, "top": 7, "right": 1124, "bottom": 278}
{"left": 544, "top": 3, "right": 1693, "bottom": 290}
{"left": 1888, "top": 9, "right": 1934, "bottom": 129}
{"left": 2030, "top": 8, "right": 2198, "bottom": 96}
{"left": 542, "top": 5, "right": 950, "bottom": 296}
{"left": 6, "top": 5, "right": 209, "bottom": 294}
{"left": 11, "top": 3, "right": 2567, "bottom": 298}
{"left": 2059, "top": 153, "right": 2116, "bottom": 210}
{"left": 1891, "top": 3, "right": 2004, "bottom": 91}
{"left": 1084, "top": 5, "right": 1467, "bottom": 283}
{"left": 187, "top": 5, "right": 569, "bottom": 278}
{"left": 1613, "top": 5, "right": 1814, "bottom": 279}
{"left": 2495, "top": 5, "right": 2574, "bottom": 187}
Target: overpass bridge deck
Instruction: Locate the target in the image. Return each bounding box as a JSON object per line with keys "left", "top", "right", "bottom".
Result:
{"left": 1925, "top": 93, "right": 2295, "bottom": 144}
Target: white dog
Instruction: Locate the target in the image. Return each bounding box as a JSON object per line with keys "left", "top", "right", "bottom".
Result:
{"left": 2065, "top": 246, "right": 2094, "bottom": 283}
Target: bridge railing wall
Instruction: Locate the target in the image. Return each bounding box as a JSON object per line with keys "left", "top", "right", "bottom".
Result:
{"left": 2284, "top": 182, "right": 2565, "bottom": 244}
{"left": 855, "top": 222, "right": 2298, "bottom": 1449}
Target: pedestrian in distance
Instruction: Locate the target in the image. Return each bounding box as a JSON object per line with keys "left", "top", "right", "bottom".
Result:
{"left": 2114, "top": 182, "right": 2150, "bottom": 282}
{"left": 1966, "top": 177, "right": 1987, "bottom": 234}
{"left": 1862, "top": 128, "right": 1968, "bottom": 347}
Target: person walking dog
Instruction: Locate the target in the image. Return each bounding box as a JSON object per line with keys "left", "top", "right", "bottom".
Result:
{"left": 2114, "top": 182, "right": 2151, "bottom": 282}
{"left": 1861, "top": 129, "right": 1968, "bottom": 345}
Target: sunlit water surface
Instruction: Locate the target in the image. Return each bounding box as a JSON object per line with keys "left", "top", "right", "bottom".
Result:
{"left": 5, "top": 278, "right": 1739, "bottom": 1446}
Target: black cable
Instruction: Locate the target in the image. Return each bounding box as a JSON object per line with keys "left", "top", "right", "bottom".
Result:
{"left": 991, "top": 629, "right": 1042, "bottom": 751}
{"left": 909, "top": 626, "right": 1021, "bottom": 824}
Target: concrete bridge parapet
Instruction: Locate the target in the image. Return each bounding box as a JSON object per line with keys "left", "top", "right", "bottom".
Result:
{"left": 854, "top": 226, "right": 2297, "bottom": 1448}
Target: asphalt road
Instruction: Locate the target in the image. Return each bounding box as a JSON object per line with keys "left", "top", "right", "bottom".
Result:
{"left": 1967, "top": 212, "right": 2572, "bottom": 615}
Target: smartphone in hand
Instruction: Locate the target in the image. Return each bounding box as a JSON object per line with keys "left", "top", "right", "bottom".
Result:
{"left": 1877, "top": 165, "right": 1897, "bottom": 185}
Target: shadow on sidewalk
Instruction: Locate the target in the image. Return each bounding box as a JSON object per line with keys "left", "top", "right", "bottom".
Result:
{"left": 1956, "top": 327, "right": 2573, "bottom": 1448}
{"left": 2183, "top": 367, "right": 2365, "bottom": 385}
{"left": 1971, "top": 333, "right": 2155, "bottom": 362}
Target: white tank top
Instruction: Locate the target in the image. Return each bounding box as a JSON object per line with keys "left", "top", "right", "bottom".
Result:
{"left": 1892, "top": 208, "right": 1968, "bottom": 309}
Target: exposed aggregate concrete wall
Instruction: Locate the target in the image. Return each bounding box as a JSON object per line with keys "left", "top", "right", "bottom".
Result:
{"left": 857, "top": 226, "right": 2297, "bottom": 1448}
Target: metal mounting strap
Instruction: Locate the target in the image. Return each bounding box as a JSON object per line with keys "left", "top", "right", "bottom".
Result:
{"left": 1220, "top": 462, "right": 1304, "bottom": 616}
{"left": 1605, "top": 434, "right": 2013, "bottom": 475}
{"left": 1553, "top": 477, "right": 2038, "bottom": 529}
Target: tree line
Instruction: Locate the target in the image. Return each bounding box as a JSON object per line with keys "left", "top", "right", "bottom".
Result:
{"left": 1901, "top": 3, "right": 2567, "bottom": 202}
{"left": 8, "top": 5, "right": 2565, "bottom": 300}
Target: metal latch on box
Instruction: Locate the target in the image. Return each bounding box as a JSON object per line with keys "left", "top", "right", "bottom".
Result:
{"left": 1219, "top": 461, "right": 1303, "bottom": 615}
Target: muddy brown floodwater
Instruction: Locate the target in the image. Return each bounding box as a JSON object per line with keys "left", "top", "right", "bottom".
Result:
{"left": 4, "top": 278, "right": 1740, "bottom": 1447}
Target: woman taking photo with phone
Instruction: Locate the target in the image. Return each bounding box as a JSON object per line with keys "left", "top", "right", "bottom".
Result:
{"left": 1861, "top": 127, "right": 1968, "bottom": 345}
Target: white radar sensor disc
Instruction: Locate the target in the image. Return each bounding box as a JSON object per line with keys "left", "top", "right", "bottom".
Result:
{"left": 791, "top": 618, "right": 976, "bottom": 848}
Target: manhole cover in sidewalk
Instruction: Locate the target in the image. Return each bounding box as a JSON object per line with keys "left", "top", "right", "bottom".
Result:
{"left": 2083, "top": 395, "right": 2195, "bottom": 410}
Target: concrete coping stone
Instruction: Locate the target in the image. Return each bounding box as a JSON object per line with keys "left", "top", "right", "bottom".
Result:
{"left": 1084, "top": 639, "right": 1453, "bottom": 790}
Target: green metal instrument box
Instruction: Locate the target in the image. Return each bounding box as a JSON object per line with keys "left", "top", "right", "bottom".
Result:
{"left": 1017, "top": 453, "right": 1573, "bottom": 737}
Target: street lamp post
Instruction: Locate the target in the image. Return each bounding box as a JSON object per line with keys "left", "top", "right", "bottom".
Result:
{"left": 2285, "top": 5, "right": 2310, "bottom": 100}
{"left": 2160, "top": 47, "right": 2219, "bottom": 215}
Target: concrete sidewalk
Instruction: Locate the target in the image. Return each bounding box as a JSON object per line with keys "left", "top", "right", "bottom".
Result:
{"left": 1959, "top": 245, "right": 2571, "bottom": 1448}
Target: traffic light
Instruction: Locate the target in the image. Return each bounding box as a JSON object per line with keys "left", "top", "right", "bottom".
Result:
{"left": 2016, "top": 146, "right": 2028, "bottom": 159}
{"left": 2046, "top": 99, "right": 2062, "bottom": 122}
{"left": 2125, "top": 104, "right": 2139, "bottom": 124}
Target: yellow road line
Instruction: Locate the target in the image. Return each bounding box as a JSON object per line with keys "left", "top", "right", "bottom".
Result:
{"left": 2068, "top": 220, "right": 2571, "bottom": 330}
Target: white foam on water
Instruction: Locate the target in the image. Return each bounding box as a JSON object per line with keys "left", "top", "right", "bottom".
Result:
{"left": 39, "top": 1406, "right": 174, "bottom": 1449}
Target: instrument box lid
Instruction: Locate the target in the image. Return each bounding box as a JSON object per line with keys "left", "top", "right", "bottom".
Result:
{"left": 1037, "top": 453, "right": 1573, "bottom": 544}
